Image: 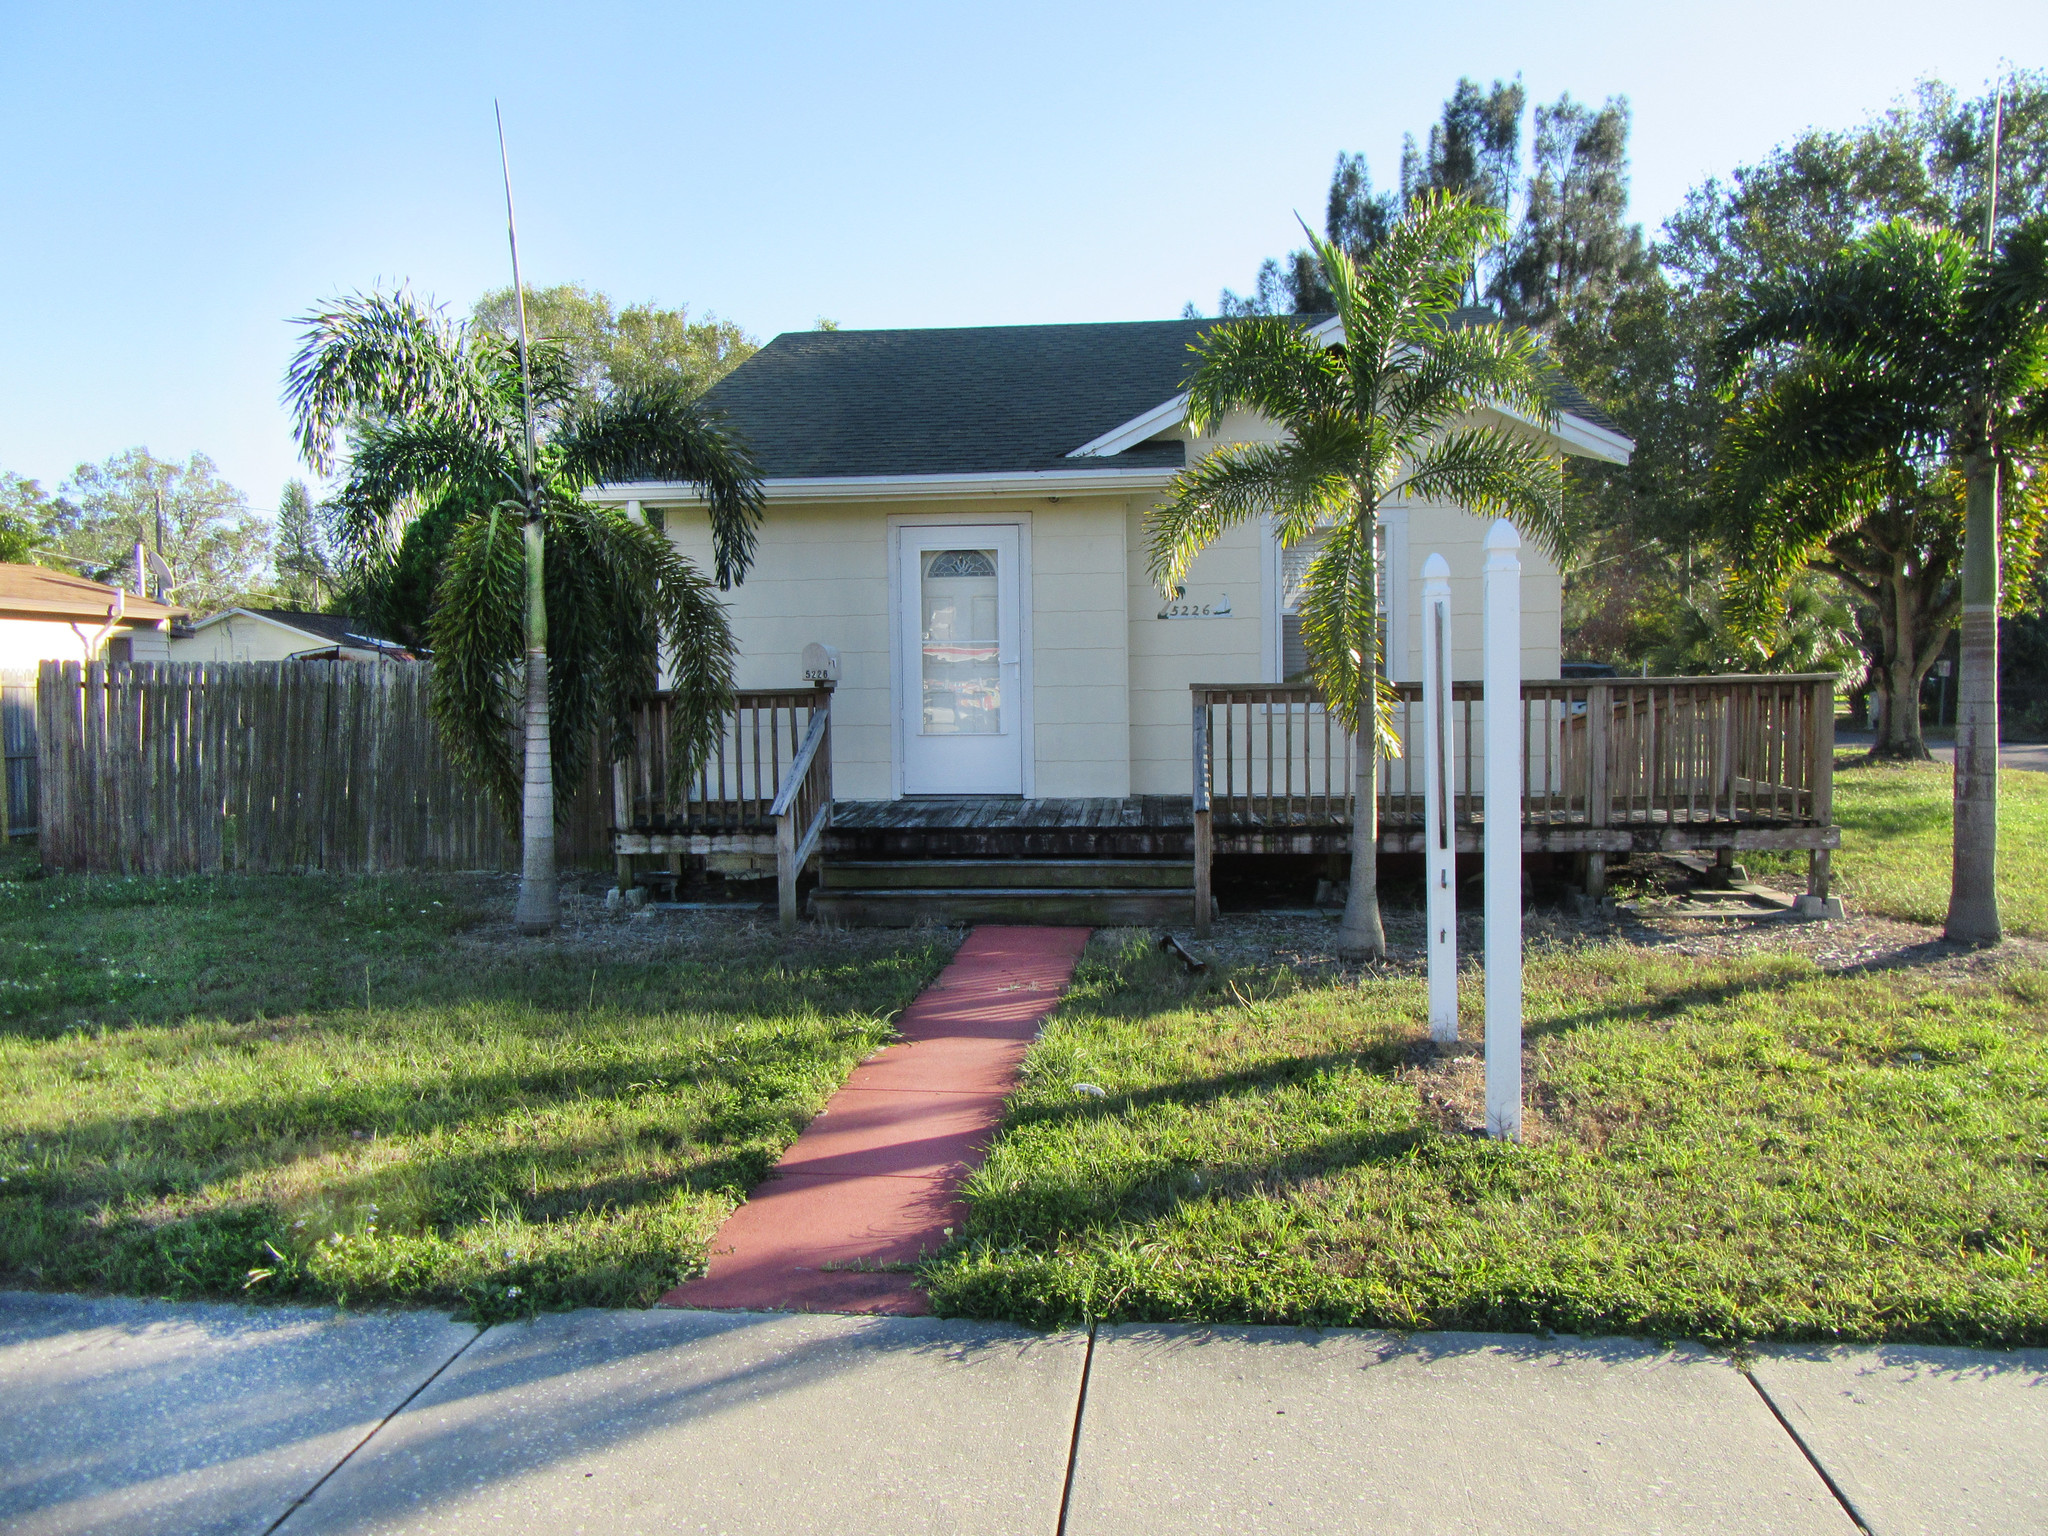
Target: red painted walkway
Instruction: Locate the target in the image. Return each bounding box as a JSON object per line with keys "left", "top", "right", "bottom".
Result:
{"left": 661, "top": 925, "right": 1091, "bottom": 1315}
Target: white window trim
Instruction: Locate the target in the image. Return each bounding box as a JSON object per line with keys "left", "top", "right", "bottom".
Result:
{"left": 886, "top": 511, "right": 1035, "bottom": 800}
{"left": 1266, "top": 509, "right": 1408, "bottom": 685}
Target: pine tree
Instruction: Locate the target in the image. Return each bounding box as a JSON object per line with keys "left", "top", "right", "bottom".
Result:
{"left": 272, "top": 478, "right": 331, "bottom": 608}
{"left": 1491, "top": 94, "right": 1650, "bottom": 328}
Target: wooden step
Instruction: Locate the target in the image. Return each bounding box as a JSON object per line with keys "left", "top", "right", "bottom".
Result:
{"left": 819, "top": 859, "right": 1193, "bottom": 891}
{"left": 809, "top": 887, "right": 1210, "bottom": 928}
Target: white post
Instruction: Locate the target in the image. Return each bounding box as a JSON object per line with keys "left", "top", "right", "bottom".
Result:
{"left": 1482, "top": 519, "right": 1523, "bottom": 1141}
{"left": 1421, "top": 553, "right": 1457, "bottom": 1043}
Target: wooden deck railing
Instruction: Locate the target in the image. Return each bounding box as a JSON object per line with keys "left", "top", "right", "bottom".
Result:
{"left": 610, "top": 685, "right": 833, "bottom": 929}
{"left": 1191, "top": 675, "right": 1839, "bottom": 934}
{"left": 770, "top": 701, "right": 834, "bottom": 928}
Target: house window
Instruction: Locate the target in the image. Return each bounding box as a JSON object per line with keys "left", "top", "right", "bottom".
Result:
{"left": 106, "top": 637, "right": 133, "bottom": 663}
{"left": 1277, "top": 524, "right": 1388, "bottom": 684}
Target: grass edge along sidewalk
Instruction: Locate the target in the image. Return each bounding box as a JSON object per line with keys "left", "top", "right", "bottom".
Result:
{"left": 924, "top": 925, "right": 2048, "bottom": 1347}
{"left": 0, "top": 865, "right": 960, "bottom": 1322}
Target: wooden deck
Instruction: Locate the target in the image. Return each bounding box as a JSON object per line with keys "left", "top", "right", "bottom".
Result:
{"left": 611, "top": 674, "right": 1843, "bottom": 929}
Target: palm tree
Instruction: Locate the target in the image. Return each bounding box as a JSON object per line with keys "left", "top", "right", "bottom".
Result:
{"left": 285, "top": 289, "right": 764, "bottom": 933}
{"left": 1151, "top": 196, "right": 1567, "bottom": 960}
{"left": 1716, "top": 214, "right": 2048, "bottom": 943}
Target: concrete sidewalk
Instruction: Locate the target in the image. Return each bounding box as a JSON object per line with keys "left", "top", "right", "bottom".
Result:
{"left": 3, "top": 1294, "right": 2044, "bottom": 1535}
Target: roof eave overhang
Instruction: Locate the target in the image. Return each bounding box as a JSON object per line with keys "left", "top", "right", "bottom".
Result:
{"left": 0, "top": 598, "right": 184, "bottom": 624}
{"left": 587, "top": 466, "right": 1180, "bottom": 506}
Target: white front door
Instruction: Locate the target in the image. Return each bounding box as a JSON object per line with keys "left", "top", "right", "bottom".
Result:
{"left": 899, "top": 525, "right": 1023, "bottom": 795}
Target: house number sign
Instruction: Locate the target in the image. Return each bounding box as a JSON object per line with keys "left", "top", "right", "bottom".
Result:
{"left": 1157, "top": 590, "right": 1233, "bottom": 620}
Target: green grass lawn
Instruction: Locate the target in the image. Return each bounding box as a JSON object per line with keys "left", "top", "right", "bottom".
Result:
{"left": 924, "top": 931, "right": 2048, "bottom": 1346}
{"left": 1821, "top": 760, "right": 2048, "bottom": 936}
{"left": 0, "top": 858, "right": 953, "bottom": 1320}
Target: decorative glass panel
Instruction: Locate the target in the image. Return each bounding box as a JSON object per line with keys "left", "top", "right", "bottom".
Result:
{"left": 920, "top": 548, "right": 1001, "bottom": 735}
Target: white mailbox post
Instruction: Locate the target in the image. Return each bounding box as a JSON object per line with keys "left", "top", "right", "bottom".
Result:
{"left": 1482, "top": 520, "right": 1523, "bottom": 1141}
{"left": 1421, "top": 553, "right": 1457, "bottom": 1044}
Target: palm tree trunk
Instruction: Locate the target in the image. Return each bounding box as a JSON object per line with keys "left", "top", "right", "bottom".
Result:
{"left": 1337, "top": 733, "right": 1386, "bottom": 960}
{"left": 1945, "top": 446, "right": 2000, "bottom": 944}
{"left": 513, "top": 513, "right": 558, "bottom": 935}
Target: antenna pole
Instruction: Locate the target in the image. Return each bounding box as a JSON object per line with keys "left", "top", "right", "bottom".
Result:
{"left": 496, "top": 101, "right": 559, "bottom": 936}
{"left": 496, "top": 102, "right": 541, "bottom": 499}
{"left": 1981, "top": 76, "right": 2004, "bottom": 255}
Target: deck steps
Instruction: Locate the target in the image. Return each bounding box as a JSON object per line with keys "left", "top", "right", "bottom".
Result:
{"left": 810, "top": 857, "right": 1204, "bottom": 927}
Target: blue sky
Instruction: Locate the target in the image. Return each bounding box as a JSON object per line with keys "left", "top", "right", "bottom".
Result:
{"left": 2, "top": 0, "right": 2041, "bottom": 517}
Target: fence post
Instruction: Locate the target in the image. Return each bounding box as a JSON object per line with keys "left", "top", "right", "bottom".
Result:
{"left": 1191, "top": 691, "right": 1213, "bottom": 938}
{"left": 1482, "top": 520, "right": 1523, "bottom": 1141}
{"left": 1421, "top": 555, "right": 1457, "bottom": 1043}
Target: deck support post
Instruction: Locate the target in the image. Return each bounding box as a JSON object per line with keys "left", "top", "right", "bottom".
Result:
{"left": 1482, "top": 521, "right": 1523, "bottom": 1142}
{"left": 1797, "top": 677, "right": 1842, "bottom": 918}
{"left": 1421, "top": 554, "right": 1457, "bottom": 1043}
{"left": 1584, "top": 851, "right": 1607, "bottom": 899}
{"left": 776, "top": 806, "right": 798, "bottom": 931}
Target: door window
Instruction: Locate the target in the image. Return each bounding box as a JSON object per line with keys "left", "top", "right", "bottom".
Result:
{"left": 919, "top": 549, "right": 1001, "bottom": 735}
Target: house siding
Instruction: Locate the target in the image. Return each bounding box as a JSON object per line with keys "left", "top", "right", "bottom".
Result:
{"left": 172, "top": 615, "right": 323, "bottom": 664}
{"left": 651, "top": 408, "right": 1567, "bottom": 804}
{"left": 0, "top": 617, "right": 169, "bottom": 667}
{"left": 661, "top": 495, "right": 1135, "bottom": 801}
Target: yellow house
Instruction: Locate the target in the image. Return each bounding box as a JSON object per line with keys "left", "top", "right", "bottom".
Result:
{"left": 171, "top": 607, "right": 414, "bottom": 664}
{"left": 0, "top": 564, "right": 183, "bottom": 668}
{"left": 594, "top": 315, "right": 1631, "bottom": 806}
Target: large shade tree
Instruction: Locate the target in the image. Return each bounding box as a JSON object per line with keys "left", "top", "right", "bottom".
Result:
{"left": 1151, "top": 195, "right": 1567, "bottom": 960}
{"left": 1716, "top": 213, "right": 2048, "bottom": 943}
{"left": 1562, "top": 75, "right": 2048, "bottom": 714}
{"left": 286, "top": 290, "right": 763, "bottom": 933}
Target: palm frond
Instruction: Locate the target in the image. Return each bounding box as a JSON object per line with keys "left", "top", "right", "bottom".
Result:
{"left": 1719, "top": 218, "right": 1976, "bottom": 383}
{"left": 1393, "top": 430, "right": 1568, "bottom": 561}
{"left": 1336, "top": 194, "right": 1506, "bottom": 366}
{"left": 1147, "top": 439, "right": 1353, "bottom": 592}
{"left": 1716, "top": 354, "right": 1946, "bottom": 515}
{"left": 340, "top": 417, "right": 520, "bottom": 525}
{"left": 424, "top": 506, "right": 528, "bottom": 821}
{"left": 555, "top": 383, "right": 765, "bottom": 588}
{"left": 284, "top": 289, "right": 503, "bottom": 477}
{"left": 1723, "top": 472, "right": 1891, "bottom": 640}
{"left": 1181, "top": 319, "right": 1344, "bottom": 436}
{"left": 1385, "top": 319, "right": 1557, "bottom": 441}
{"left": 1295, "top": 517, "right": 1399, "bottom": 752}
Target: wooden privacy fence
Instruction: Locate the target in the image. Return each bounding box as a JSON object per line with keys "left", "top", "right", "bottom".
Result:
{"left": 1190, "top": 674, "right": 1840, "bottom": 930}
{"left": 2, "top": 669, "right": 36, "bottom": 837}
{"left": 610, "top": 686, "right": 835, "bottom": 929}
{"left": 35, "top": 661, "right": 608, "bottom": 875}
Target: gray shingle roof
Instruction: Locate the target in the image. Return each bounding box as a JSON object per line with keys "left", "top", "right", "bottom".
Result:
{"left": 698, "top": 319, "right": 1213, "bottom": 479}
{"left": 233, "top": 608, "right": 404, "bottom": 649}
{"left": 696, "top": 314, "right": 1625, "bottom": 481}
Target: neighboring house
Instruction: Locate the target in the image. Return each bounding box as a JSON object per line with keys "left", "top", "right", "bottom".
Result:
{"left": 590, "top": 315, "right": 1631, "bottom": 803}
{"left": 0, "top": 563, "right": 184, "bottom": 668}
{"left": 171, "top": 608, "right": 415, "bottom": 664}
